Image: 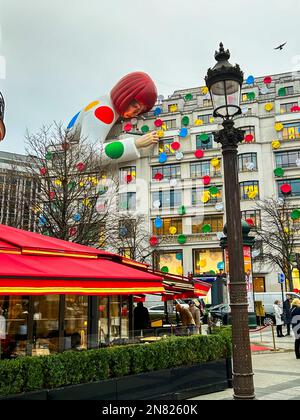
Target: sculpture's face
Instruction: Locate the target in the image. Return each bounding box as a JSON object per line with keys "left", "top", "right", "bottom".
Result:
{"left": 121, "top": 100, "right": 146, "bottom": 118}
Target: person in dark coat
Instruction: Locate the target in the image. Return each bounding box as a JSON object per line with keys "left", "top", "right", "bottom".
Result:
{"left": 291, "top": 299, "right": 300, "bottom": 359}
{"left": 283, "top": 294, "right": 293, "bottom": 336}
{"left": 133, "top": 302, "right": 150, "bottom": 335}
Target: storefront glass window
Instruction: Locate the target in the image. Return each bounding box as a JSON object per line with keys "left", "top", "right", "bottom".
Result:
{"left": 121, "top": 296, "right": 129, "bottom": 339}
{"left": 155, "top": 250, "right": 183, "bottom": 275}
{"left": 98, "top": 297, "right": 108, "bottom": 346}
{"left": 193, "top": 249, "right": 223, "bottom": 275}
{"left": 64, "top": 296, "right": 88, "bottom": 350}
{"left": 32, "top": 295, "right": 59, "bottom": 356}
{"left": 109, "top": 296, "right": 121, "bottom": 343}
{"left": 0, "top": 296, "right": 29, "bottom": 359}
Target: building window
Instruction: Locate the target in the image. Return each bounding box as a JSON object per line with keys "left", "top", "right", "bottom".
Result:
{"left": 282, "top": 123, "right": 300, "bottom": 140}
{"left": 109, "top": 296, "right": 121, "bottom": 343}
{"left": 152, "top": 190, "right": 182, "bottom": 209}
{"left": 119, "top": 219, "right": 135, "bottom": 239}
{"left": 253, "top": 277, "right": 266, "bottom": 293}
{"left": 119, "top": 192, "right": 136, "bottom": 211}
{"left": 193, "top": 248, "right": 223, "bottom": 275}
{"left": 277, "top": 179, "right": 300, "bottom": 197}
{"left": 152, "top": 217, "right": 183, "bottom": 236}
{"left": 190, "top": 161, "right": 221, "bottom": 178}
{"left": 191, "top": 186, "right": 222, "bottom": 205}
{"left": 152, "top": 164, "right": 181, "bottom": 180}
{"left": 238, "top": 153, "right": 258, "bottom": 171}
{"left": 158, "top": 138, "right": 175, "bottom": 155}
{"left": 241, "top": 210, "right": 261, "bottom": 228}
{"left": 98, "top": 297, "right": 108, "bottom": 345}
{"left": 192, "top": 215, "right": 223, "bottom": 234}
{"left": 275, "top": 150, "right": 300, "bottom": 168}
{"left": 64, "top": 296, "right": 88, "bottom": 350}
{"left": 119, "top": 166, "right": 136, "bottom": 184}
{"left": 280, "top": 102, "right": 298, "bottom": 114}
{"left": 197, "top": 114, "right": 214, "bottom": 124}
{"left": 240, "top": 181, "right": 259, "bottom": 200}
{"left": 240, "top": 126, "right": 255, "bottom": 142}
{"left": 164, "top": 119, "right": 177, "bottom": 129}
{"left": 196, "top": 133, "right": 214, "bottom": 150}
{"left": 155, "top": 250, "right": 183, "bottom": 276}
{"left": 203, "top": 99, "right": 212, "bottom": 108}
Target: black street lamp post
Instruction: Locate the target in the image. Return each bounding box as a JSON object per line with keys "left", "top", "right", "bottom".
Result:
{"left": 205, "top": 43, "right": 255, "bottom": 400}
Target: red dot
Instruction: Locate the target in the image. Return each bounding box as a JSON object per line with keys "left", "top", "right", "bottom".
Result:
{"left": 154, "top": 173, "right": 164, "bottom": 181}
{"left": 264, "top": 76, "right": 272, "bottom": 85}
{"left": 202, "top": 175, "right": 211, "bottom": 185}
{"left": 171, "top": 142, "right": 180, "bottom": 151}
{"left": 246, "top": 218, "right": 254, "bottom": 226}
{"left": 245, "top": 134, "right": 254, "bottom": 143}
{"left": 94, "top": 106, "right": 115, "bottom": 124}
{"left": 149, "top": 236, "right": 158, "bottom": 247}
{"left": 195, "top": 149, "right": 204, "bottom": 158}
{"left": 281, "top": 184, "right": 291, "bottom": 194}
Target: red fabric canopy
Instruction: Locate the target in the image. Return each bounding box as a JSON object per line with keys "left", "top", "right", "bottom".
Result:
{"left": 0, "top": 253, "right": 164, "bottom": 295}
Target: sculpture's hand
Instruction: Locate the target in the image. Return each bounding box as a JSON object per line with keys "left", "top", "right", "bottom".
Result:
{"left": 135, "top": 131, "right": 159, "bottom": 149}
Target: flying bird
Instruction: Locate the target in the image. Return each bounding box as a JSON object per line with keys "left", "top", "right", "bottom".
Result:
{"left": 274, "top": 42, "right": 287, "bottom": 51}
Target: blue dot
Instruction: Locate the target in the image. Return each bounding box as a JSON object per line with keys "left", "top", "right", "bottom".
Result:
{"left": 154, "top": 107, "right": 162, "bottom": 116}
{"left": 179, "top": 128, "right": 188, "bottom": 138}
{"left": 217, "top": 261, "right": 224, "bottom": 270}
{"left": 159, "top": 153, "right": 168, "bottom": 163}
{"left": 67, "top": 111, "right": 80, "bottom": 130}
{"left": 176, "top": 253, "right": 183, "bottom": 261}
{"left": 73, "top": 213, "right": 81, "bottom": 222}
{"left": 298, "top": 127, "right": 300, "bottom": 134}
{"left": 155, "top": 218, "right": 163, "bottom": 229}
{"left": 246, "top": 75, "right": 255, "bottom": 84}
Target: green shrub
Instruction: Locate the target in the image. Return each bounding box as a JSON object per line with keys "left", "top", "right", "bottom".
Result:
{"left": 0, "top": 329, "right": 231, "bottom": 397}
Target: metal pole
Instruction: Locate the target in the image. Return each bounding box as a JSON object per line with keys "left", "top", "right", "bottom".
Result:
{"left": 215, "top": 119, "right": 255, "bottom": 400}
{"left": 281, "top": 282, "right": 284, "bottom": 307}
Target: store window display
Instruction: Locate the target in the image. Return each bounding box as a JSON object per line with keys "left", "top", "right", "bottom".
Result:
{"left": 64, "top": 296, "right": 88, "bottom": 350}
{"left": 32, "top": 296, "right": 59, "bottom": 355}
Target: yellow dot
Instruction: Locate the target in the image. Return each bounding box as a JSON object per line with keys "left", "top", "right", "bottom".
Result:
{"left": 275, "top": 123, "right": 283, "bottom": 132}
{"left": 272, "top": 140, "right": 281, "bottom": 149}
{"left": 84, "top": 100, "right": 100, "bottom": 112}
{"left": 265, "top": 103, "right": 273, "bottom": 112}
{"left": 169, "top": 226, "right": 177, "bottom": 235}
{"left": 200, "top": 259, "right": 207, "bottom": 268}
{"left": 194, "top": 119, "right": 203, "bottom": 126}
{"left": 201, "top": 87, "right": 209, "bottom": 95}
{"left": 170, "top": 105, "right": 177, "bottom": 112}
{"left": 157, "top": 130, "right": 164, "bottom": 138}
{"left": 176, "top": 266, "right": 183, "bottom": 275}
{"left": 211, "top": 158, "right": 220, "bottom": 167}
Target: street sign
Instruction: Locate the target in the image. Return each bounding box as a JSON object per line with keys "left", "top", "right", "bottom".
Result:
{"left": 278, "top": 273, "right": 285, "bottom": 284}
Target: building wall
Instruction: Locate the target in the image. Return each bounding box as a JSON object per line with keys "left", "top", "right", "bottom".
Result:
{"left": 107, "top": 72, "right": 300, "bottom": 293}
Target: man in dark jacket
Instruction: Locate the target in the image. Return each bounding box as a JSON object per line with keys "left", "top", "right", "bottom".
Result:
{"left": 283, "top": 294, "right": 293, "bottom": 336}
{"left": 133, "top": 302, "right": 150, "bottom": 335}
{"left": 291, "top": 299, "right": 300, "bottom": 359}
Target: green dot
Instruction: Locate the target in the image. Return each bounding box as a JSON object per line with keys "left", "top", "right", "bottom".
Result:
{"left": 161, "top": 266, "right": 169, "bottom": 273}
{"left": 247, "top": 92, "right": 255, "bottom": 101}
{"left": 291, "top": 209, "right": 300, "bottom": 220}
{"left": 105, "top": 141, "right": 124, "bottom": 159}
{"left": 199, "top": 133, "right": 209, "bottom": 143}
{"left": 184, "top": 93, "right": 193, "bottom": 101}
{"left": 274, "top": 168, "right": 284, "bottom": 177}
{"left": 181, "top": 116, "right": 190, "bottom": 126}
{"left": 45, "top": 151, "right": 53, "bottom": 161}
{"left": 177, "top": 234, "right": 187, "bottom": 244}
{"left": 178, "top": 205, "right": 186, "bottom": 215}
{"left": 209, "top": 270, "right": 216, "bottom": 275}
{"left": 278, "top": 87, "right": 286, "bottom": 97}
{"left": 202, "top": 224, "right": 212, "bottom": 233}
{"left": 141, "top": 125, "right": 149, "bottom": 133}
{"left": 209, "top": 186, "right": 219, "bottom": 195}
{"left": 68, "top": 181, "right": 76, "bottom": 190}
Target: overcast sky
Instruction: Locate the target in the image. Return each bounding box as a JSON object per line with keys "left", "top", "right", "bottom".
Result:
{"left": 0, "top": 0, "right": 300, "bottom": 153}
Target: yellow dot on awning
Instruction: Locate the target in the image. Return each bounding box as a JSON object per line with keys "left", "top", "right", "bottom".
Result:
{"left": 272, "top": 140, "right": 281, "bottom": 149}
{"left": 275, "top": 122, "right": 284, "bottom": 132}
{"left": 265, "top": 103, "right": 273, "bottom": 112}
{"left": 169, "top": 226, "right": 177, "bottom": 235}
{"left": 84, "top": 100, "right": 100, "bottom": 112}
{"left": 211, "top": 158, "right": 220, "bottom": 167}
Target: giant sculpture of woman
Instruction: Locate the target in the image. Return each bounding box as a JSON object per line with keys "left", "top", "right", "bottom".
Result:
{"left": 67, "top": 72, "right": 159, "bottom": 162}
{"left": 0, "top": 92, "right": 5, "bottom": 141}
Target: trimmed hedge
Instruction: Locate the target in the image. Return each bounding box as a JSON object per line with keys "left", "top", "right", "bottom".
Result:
{"left": 0, "top": 328, "right": 231, "bottom": 397}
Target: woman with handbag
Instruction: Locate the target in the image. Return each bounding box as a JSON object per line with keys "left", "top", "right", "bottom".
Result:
{"left": 273, "top": 300, "right": 284, "bottom": 337}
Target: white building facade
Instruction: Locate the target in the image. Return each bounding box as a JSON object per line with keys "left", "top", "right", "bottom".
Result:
{"left": 107, "top": 71, "right": 300, "bottom": 293}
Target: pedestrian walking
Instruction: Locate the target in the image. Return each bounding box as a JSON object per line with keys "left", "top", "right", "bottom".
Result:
{"left": 291, "top": 298, "right": 300, "bottom": 359}
{"left": 175, "top": 303, "right": 195, "bottom": 334}
{"left": 133, "top": 302, "right": 150, "bottom": 336}
{"left": 283, "top": 294, "right": 293, "bottom": 336}
{"left": 273, "top": 300, "right": 284, "bottom": 337}
{"left": 188, "top": 301, "right": 201, "bottom": 334}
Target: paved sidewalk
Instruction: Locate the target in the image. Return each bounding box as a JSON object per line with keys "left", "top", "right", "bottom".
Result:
{"left": 191, "top": 351, "right": 300, "bottom": 400}
{"left": 249, "top": 325, "right": 295, "bottom": 352}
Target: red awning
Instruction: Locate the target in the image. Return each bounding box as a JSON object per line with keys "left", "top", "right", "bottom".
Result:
{"left": 0, "top": 253, "right": 164, "bottom": 295}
